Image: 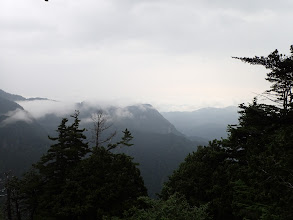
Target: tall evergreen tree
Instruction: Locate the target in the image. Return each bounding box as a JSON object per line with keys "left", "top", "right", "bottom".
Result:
{"left": 35, "top": 110, "right": 89, "bottom": 181}
{"left": 32, "top": 110, "right": 89, "bottom": 218}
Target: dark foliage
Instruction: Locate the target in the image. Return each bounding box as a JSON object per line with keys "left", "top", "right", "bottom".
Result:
{"left": 161, "top": 46, "right": 293, "bottom": 220}
{"left": 2, "top": 111, "right": 146, "bottom": 219}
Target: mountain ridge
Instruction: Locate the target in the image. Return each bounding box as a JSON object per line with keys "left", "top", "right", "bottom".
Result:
{"left": 0, "top": 92, "right": 50, "bottom": 176}
{"left": 161, "top": 106, "right": 239, "bottom": 140}
{"left": 0, "top": 89, "right": 54, "bottom": 102}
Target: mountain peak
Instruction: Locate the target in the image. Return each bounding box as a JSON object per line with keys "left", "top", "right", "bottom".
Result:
{"left": 0, "top": 89, "right": 52, "bottom": 102}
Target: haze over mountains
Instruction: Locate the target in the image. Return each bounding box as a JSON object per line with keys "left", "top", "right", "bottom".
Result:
{"left": 162, "top": 106, "right": 238, "bottom": 140}
{"left": 0, "top": 95, "right": 49, "bottom": 176}
{"left": 0, "top": 89, "right": 238, "bottom": 196}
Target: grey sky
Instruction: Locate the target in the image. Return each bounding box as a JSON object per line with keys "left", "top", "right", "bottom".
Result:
{"left": 1, "top": 0, "right": 293, "bottom": 111}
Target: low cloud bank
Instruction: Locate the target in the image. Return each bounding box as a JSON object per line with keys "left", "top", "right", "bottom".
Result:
{"left": 1, "top": 108, "right": 33, "bottom": 126}
{"left": 17, "top": 100, "right": 77, "bottom": 119}
{"left": 14, "top": 100, "right": 155, "bottom": 124}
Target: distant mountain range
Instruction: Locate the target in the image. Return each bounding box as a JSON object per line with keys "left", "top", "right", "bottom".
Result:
{"left": 161, "top": 106, "right": 239, "bottom": 141}
{"left": 0, "top": 89, "right": 239, "bottom": 197}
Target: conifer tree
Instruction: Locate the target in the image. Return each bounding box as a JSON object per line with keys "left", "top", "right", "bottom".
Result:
{"left": 34, "top": 110, "right": 89, "bottom": 181}
{"left": 33, "top": 110, "right": 89, "bottom": 217}
{"left": 233, "top": 45, "right": 293, "bottom": 112}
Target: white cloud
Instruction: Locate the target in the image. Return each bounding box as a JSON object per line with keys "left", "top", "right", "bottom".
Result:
{"left": 1, "top": 108, "right": 33, "bottom": 126}
{"left": 16, "top": 100, "right": 76, "bottom": 119}
{"left": 113, "top": 108, "right": 134, "bottom": 119}
{"left": 134, "top": 104, "right": 155, "bottom": 112}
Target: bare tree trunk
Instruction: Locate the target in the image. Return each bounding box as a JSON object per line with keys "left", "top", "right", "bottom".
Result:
{"left": 15, "top": 199, "right": 21, "bottom": 220}
{"left": 91, "top": 110, "right": 116, "bottom": 149}
{"left": 5, "top": 174, "right": 12, "bottom": 220}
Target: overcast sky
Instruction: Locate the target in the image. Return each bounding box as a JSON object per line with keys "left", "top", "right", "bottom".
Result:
{"left": 1, "top": 0, "right": 293, "bottom": 111}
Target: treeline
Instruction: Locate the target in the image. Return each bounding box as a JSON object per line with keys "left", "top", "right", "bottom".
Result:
{"left": 1, "top": 46, "right": 293, "bottom": 219}
{"left": 1, "top": 111, "right": 148, "bottom": 219}
{"left": 160, "top": 46, "right": 293, "bottom": 219}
